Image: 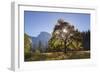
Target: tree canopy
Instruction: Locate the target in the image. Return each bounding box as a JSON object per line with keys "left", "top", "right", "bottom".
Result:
{"left": 48, "top": 19, "right": 90, "bottom": 52}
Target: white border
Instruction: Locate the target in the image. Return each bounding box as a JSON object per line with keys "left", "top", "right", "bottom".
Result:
{"left": 11, "top": 2, "right": 97, "bottom": 71}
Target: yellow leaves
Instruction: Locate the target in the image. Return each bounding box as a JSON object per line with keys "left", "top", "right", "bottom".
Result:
{"left": 67, "top": 40, "right": 83, "bottom": 51}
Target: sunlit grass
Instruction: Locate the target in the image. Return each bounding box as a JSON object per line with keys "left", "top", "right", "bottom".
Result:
{"left": 25, "top": 51, "right": 90, "bottom": 61}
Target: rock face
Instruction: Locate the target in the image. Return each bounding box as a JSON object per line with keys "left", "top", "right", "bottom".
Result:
{"left": 31, "top": 32, "right": 51, "bottom": 51}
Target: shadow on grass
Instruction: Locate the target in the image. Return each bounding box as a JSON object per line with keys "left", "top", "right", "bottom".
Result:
{"left": 25, "top": 51, "right": 90, "bottom": 62}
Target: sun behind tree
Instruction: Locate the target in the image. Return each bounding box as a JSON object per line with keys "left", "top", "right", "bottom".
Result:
{"left": 48, "top": 19, "right": 83, "bottom": 53}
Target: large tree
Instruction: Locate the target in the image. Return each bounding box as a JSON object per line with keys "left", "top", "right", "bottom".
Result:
{"left": 48, "top": 19, "right": 84, "bottom": 53}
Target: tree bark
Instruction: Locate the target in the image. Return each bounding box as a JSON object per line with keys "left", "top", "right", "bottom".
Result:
{"left": 64, "top": 40, "right": 67, "bottom": 53}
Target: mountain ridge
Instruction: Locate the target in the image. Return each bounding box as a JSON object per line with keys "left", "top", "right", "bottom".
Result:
{"left": 31, "top": 32, "right": 51, "bottom": 51}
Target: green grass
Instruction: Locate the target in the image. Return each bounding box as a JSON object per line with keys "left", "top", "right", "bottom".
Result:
{"left": 25, "top": 51, "right": 90, "bottom": 61}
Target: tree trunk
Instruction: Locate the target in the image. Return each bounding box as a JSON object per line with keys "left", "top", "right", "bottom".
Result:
{"left": 64, "top": 40, "right": 67, "bottom": 53}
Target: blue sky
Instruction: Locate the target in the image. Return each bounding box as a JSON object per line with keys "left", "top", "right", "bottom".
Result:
{"left": 24, "top": 11, "right": 90, "bottom": 37}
